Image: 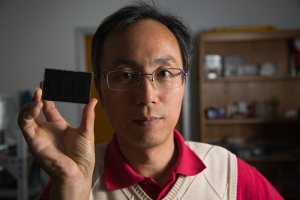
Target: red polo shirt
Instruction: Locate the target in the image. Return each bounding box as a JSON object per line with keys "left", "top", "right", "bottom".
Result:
{"left": 39, "top": 130, "right": 283, "bottom": 200}
{"left": 104, "top": 129, "right": 206, "bottom": 199}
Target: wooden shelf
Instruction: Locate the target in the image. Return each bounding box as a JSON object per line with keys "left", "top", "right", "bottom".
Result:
{"left": 199, "top": 29, "right": 300, "bottom": 199}
{"left": 205, "top": 76, "right": 300, "bottom": 83}
{"left": 205, "top": 118, "right": 298, "bottom": 125}
{"left": 202, "top": 30, "right": 300, "bottom": 42}
{"left": 242, "top": 156, "right": 299, "bottom": 163}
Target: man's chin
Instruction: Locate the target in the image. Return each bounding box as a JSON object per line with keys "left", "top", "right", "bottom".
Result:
{"left": 132, "top": 131, "right": 169, "bottom": 149}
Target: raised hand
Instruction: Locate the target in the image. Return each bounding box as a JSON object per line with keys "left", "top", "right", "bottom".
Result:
{"left": 18, "top": 87, "right": 98, "bottom": 199}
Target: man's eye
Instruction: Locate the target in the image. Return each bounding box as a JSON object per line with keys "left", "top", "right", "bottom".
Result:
{"left": 157, "top": 70, "right": 171, "bottom": 77}
{"left": 120, "top": 72, "right": 134, "bottom": 79}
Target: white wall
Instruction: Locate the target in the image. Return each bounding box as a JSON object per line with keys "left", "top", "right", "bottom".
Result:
{"left": 1, "top": 0, "right": 299, "bottom": 141}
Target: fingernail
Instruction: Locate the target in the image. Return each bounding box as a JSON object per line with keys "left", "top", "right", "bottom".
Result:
{"left": 33, "top": 88, "right": 39, "bottom": 97}
{"left": 93, "top": 100, "right": 98, "bottom": 109}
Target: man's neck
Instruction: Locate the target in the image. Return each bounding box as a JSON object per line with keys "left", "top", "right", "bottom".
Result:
{"left": 116, "top": 133, "right": 178, "bottom": 187}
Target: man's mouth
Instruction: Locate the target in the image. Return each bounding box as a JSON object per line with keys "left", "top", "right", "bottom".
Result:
{"left": 133, "top": 117, "right": 161, "bottom": 127}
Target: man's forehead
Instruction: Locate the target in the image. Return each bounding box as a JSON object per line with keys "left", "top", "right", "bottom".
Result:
{"left": 107, "top": 19, "right": 173, "bottom": 40}
{"left": 99, "top": 19, "right": 182, "bottom": 71}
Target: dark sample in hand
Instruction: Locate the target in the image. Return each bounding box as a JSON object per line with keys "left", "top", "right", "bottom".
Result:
{"left": 42, "top": 68, "right": 93, "bottom": 104}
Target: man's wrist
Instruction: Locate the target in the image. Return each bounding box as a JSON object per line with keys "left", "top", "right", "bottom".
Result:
{"left": 49, "top": 177, "right": 92, "bottom": 200}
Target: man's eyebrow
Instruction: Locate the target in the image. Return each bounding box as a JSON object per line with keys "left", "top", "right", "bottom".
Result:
{"left": 111, "top": 57, "right": 176, "bottom": 68}
{"left": 112, "top": 59, "right": 137, "bottom": 67}
{"left": 151, "top": 57, "right": 176, "bottom": 66}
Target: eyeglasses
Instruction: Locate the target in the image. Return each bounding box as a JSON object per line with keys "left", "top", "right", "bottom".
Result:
{"left": 98, "top": 68, "right": 187, "bottom": 91}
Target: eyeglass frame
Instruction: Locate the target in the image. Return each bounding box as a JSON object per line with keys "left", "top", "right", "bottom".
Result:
{"left": 96, "top": 68, "right": 188, "bottom": 91}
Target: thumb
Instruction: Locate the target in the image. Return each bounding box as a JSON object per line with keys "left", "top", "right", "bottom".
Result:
{"left": 79, "top": 98, "right": 98, "bottom": 136}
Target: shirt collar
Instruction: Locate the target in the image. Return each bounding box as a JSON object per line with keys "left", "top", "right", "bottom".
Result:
{"left": 104, "top": 129, "right": 206, "bottom": 190}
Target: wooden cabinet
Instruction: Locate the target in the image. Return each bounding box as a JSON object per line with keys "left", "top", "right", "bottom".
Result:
{"left": 198, "top": 30, "right": 300, "bottom": 199}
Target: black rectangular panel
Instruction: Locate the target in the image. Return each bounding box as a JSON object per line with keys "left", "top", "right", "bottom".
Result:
{"left": 42, "top": 68, "right": 93, "bottom": 104}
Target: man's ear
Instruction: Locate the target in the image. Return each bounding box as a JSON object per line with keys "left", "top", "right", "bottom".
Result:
{"left": 94, "top": 76, "right": 105, "bottom": 109}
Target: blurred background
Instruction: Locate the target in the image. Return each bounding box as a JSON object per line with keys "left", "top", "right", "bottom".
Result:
{"left": 0, "top": 0, "right": 300, "bottom": 199}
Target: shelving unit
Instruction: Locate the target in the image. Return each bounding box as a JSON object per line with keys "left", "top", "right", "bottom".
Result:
{"left": 199, "top": 30, "right": 300, "bottom": 199}
{"left": 1, "top": 129, "right": 29, "bottom": 200}
{"left": 242, "top": 156, "right": 299, "bottom": 163}
{"left": 0, "top": 129, "right": 45, "bottom": 200}
{"left": 205, "top": 118, "right": 298, "bottom": 125}
{"left": 204, "top": 76, "right": 300, "bottom": 83}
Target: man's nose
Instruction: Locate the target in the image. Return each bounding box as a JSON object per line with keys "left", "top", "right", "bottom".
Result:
{"left": 134, "top": 75, "right": 158, "bottom": 106}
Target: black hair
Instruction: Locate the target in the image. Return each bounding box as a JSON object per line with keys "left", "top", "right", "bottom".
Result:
{"left": 91, "top": 1, "right": 196, "bottom": 75}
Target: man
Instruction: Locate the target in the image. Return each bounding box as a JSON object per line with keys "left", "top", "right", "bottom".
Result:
{"left": 18, "top": 2, "right": 283, "bottom": 200}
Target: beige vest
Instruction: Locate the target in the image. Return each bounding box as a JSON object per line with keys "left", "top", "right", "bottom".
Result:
{"left": 90, "top": 142, "right": 237, "bottom": 200}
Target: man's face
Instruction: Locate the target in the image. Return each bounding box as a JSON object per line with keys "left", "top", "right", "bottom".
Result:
{"left": 96, "top": 19, "right": 185, "bottom": 149}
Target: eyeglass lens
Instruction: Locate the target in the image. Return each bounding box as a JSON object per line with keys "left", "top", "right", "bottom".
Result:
{"left": 106, "top": 69, "right": 185, "bottom": 90}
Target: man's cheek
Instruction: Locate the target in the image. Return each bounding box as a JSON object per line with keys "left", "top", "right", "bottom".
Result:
{"left": 162, "top": 90, "right": 183, "bottom": 104}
